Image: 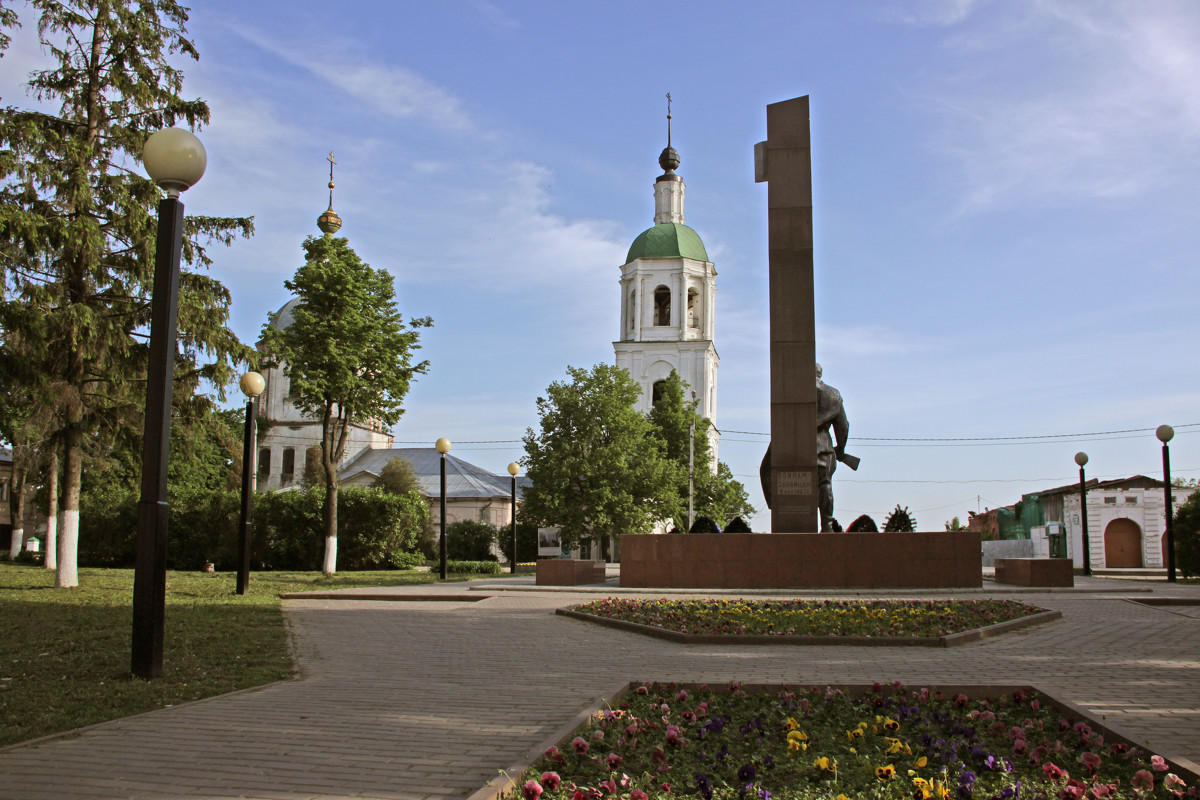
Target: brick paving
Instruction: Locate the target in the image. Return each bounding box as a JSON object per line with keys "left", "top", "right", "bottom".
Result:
{"left": 0, "top": 575, "right": 1197, "bottom": 799}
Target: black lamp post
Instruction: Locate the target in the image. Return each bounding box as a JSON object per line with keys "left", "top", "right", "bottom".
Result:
{"left": 507, "top": 462, "right": 520, "bottom": 573}
{"left": 236, "top": 371, "right": 265, "bottom": 595}
{"left": 1075, "top": 451, "right": 1091, "bottom": 577}
{"left": 132, "top": 129, "right": 207, "bottom": 679}
{"left": 1158, "top": 425, "right": 1176, "bottom": 582}
{"left": 436, "top": 438, "right": 451, "bottom": 579}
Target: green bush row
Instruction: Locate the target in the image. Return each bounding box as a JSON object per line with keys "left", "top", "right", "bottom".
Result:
{"left": 78, "top": 485, "right": 431, "bottom": 572}
{"left": 446, "top": 560, "right": 502, "bottom": 575}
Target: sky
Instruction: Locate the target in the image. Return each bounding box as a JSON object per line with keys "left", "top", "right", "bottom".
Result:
{"left": 4, "top": 0, "right": 1200, "bottom": 531}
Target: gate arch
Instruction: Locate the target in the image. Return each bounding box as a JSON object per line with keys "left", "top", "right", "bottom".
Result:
{"left": 1104, "top": 518, "right": 1143, "bottom": 568}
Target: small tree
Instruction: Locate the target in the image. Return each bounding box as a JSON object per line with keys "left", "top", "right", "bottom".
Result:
{"left": 446, "top": 520, "right": 498, "bottom": 561}
{"left": 521, "top": 364, "right": 678, "bottom": 552}
{"left": 1173, "top": 491, "right": 1200, "bottom": 578}
{"left": 259, "top": 235, "right": 430, "bottom": 575}
{"left": 374, "top": 457, "right": 421, "bottom": 496}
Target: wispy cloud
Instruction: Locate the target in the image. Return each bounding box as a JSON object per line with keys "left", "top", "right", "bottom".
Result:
{"left": 230, "top": 26, "right": 472, "bottom": 132}
{"left": 468, "top": 0, "right": 521, "bottom": 33}
{"left": 903, "top": 0, "right": 1200, "bottom": 208}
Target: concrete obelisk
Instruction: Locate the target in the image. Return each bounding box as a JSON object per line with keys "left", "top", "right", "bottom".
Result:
{"left": 755, "top": 96, "right": 818, "bottom": 533}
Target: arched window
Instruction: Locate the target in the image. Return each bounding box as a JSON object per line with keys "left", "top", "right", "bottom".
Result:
{"left": 654, "top": 286, "right": 671, "bottom": 326}
{"left": 687, "top": 288, "right": 699, "bottom": 328}
{"left": 629, "top": 290, "right": 637, "bottom": 332}
{"left": 652, "top": 380, "right": 668, "bottom": 406}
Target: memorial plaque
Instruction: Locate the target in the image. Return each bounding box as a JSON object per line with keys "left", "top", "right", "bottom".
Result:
{"left": 776, "top": 471, "right": 814, "bottom": 497}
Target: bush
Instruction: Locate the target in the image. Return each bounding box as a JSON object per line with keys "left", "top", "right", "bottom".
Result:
{"left": 499, "top": 521, "right": 540, "bottom": 564}
{"left": 446, "top": 559, "right": 502, "bottom": 575}
{"left": 1174, "top": 492, "right": 1200, "bottom": 578}
{"left": 446, "top": 520, "right": 498, "bottom": 561}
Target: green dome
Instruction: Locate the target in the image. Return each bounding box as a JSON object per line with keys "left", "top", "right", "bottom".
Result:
{"left": 625, "top": 223, "right": 709, "bottom": 263}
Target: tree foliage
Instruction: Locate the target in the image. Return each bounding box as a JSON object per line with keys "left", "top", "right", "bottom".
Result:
{"left": 374, "top": 456, "right": 420, "bottom": 496}
{"left": 0, "top": 1, "right": 253, "bottom": 586}
{"left": 1172, "top": 490, "right": 1200, "bottom": 578}
{"left": 646, "top": 370, "right": 754, "bottom": 528}
{"left": 258, "top": 234, "right": 430, "bottom": 574}
{"left": 521, "top": 364, "right": 678, "bottom": 547}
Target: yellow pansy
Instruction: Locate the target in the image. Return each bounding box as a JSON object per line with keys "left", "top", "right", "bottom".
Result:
{"left": 846, "top": 728, "right": 864, "bottom": 742}
{"left": 915, "top": 757, "right": 928, "bottom": 768}
{"left": 785, "top": 717, "right": 799, "bottom": 731}
{"left": 883, "top": 718, "right": 900, "bottom": 732}
{"left": 875, "top": 764, "right": 896, "bottom": 781}
{"left": 885, "top": 737, "right": 904, "bottom": 755}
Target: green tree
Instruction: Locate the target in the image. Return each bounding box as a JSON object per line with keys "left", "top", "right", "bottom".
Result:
{"left": 521, "top": 364, "right": 678, "bottom": 552}
{"left": 0, "top": 2, "right": 253, "bottom": 587}
{"left": 1173, "top": 490, "right": 1200, "bottom": 578}
{"left": 646, "top": 370, "right": 753, "bottom": 529}
{"left": 259, "top": 234, "right": 430, "bottom": 575}
{"left": 374, "top": 456, "right": 421, "bottom": 496}
{"left": 445, "top": 520, "right": 498, "bottom": 562}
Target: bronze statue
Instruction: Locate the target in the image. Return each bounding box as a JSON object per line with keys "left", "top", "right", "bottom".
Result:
{"left": 760, "top": 363, "right": 859, "bottom": 531}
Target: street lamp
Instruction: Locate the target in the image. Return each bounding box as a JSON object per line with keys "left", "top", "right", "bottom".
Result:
{"left": 436, "top": 438, "right": 451, "bottom": 579}
{"left": 236, "top": 371, "right": 266, "bottom": 595}
{"left": 132, "top": 128, "right": 207, "bottom": 679}
{"left": 507, "top": 462, "right": 520, "bottom": 574}
{"left": 1158, "top": 425, "right": 1176, "bottom": 582}
{"left": 1075, "top": 451, "right": 1091, "bottom": 577}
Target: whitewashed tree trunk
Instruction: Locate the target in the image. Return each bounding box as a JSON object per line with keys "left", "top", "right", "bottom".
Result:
{"left": 9, "top": 526, "right": 24, "bottom": 560}
{"left": 44, "top": 450, "right": 58, "bottom": 570}
{"left": 322, "top": 535, "right": 337, "bottom": 576}
{"left": 56, "top": 509, "right": 78, "bottom": 588}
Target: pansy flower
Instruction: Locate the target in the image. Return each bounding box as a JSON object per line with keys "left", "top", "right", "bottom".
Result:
{"left": 876, "top": 764, "right": 897, "bottom": 781}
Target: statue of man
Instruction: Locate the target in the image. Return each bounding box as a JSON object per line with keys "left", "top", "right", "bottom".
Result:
{"left": 759, "top": 363, "right": 858, "bottom": 531}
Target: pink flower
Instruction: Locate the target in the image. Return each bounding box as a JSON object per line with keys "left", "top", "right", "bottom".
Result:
{"left": 543, "top": 746, "right": 560, "bottom": 760}
{"left": 1010, "top": 726, "right": 1026, "bottom": 741}
{"left": 954, "top": 693, "right": 970, "bottom": 708}
{"left": 1031, "top": 699, "right": 1040, "bottom": 710}
{"left": 541, "top": 773, "right": 561, "bottom": 791}
{"left": 1166, "top": 774, "right": 1187, "bottom": 795}
{"left": 570, "top": 789, "right": 584, "bottom": 800}
{"left": 660, "top": 784, "right": 671, "bottom": 793}
{"left": 522, "top": 780, "right": 544, "bottom": 800}
{"left": 591, "top": 729, "right": 605, "bottom": 742}
{"left": 651, "top": 746, "right": 667, "bottom": 764}
{"left": 572, "top": 736, "right": 589, "bottom": 755}
{"left": 1081, "top": 752, "right": 1102, "bottom": 774}
{"left": 1152, "top": 755, "right": 1170, "bottom": 772}
{"left": 675, "top": 689, "right": 688, "bottom": 702}
{"left": 664, "top": 724, "right": 682, "bottom": 745}
{"left": 605, "top": 753, "right": 622, "bottom": 769}
{"left": 1013, "top": 739, "right": 1028, "bottom": 757}
{"left": 1044, "top": 763, "right": 1067, "bottom": 781}
{"left": 694, "top": 704, "right": 708, "bottom": 720}
{"left": 600, "top": 779, "right": 618, "bottom": 795}
{"left": 1091, "top": 783, "right": 1118, "bottom": 798}
{"left": 636, "top": 685, "right": 649, "bottom": 696}
{"left": 632, "top": 791, "right": 649, "bottom": 800}
{"left": 1132, "top": 770, "right": 1155, "bottom": 791}
{"left": 1058, "top": 779, "right": 1086, "bottom": 800}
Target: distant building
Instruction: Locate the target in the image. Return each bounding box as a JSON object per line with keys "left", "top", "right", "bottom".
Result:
{"left": 980, "top": 476, "right": 1192, "bottom": 569}
{"left": 340, "top": 447, "right": 528, "bottom": 529}
{"left": 613, "top": 130, "right": 719, "bottom": 459}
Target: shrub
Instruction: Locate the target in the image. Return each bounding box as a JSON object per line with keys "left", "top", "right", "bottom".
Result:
{"left": 498, "top": 520, "right": 540, "bottom": 565}
{"left": 1173, "top": 491, "right": 1200, "bottom": 578}
{"left": 446, "top": 520, "right": 498, "bottom": 561}
{"left": 446, "top": 559, "right": 502, "bottom": 574}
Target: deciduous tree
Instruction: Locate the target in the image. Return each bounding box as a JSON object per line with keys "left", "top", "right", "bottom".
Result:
{"left": 259, "top": 234, "right": 430, "bottom": 575}
{"left": 521, "top": 364, "right": 678, "bottom": 551}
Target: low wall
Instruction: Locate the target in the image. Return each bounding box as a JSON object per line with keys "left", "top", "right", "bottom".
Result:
{"left": 994, "top": 557, "right": 1073, "bottom": 587}
{"left": 536, "top": 559, "right": 607, "bottom": 586}
{"left": 981, "top": 538, "right": 1033, "bottom": 567}
{"left": 620, "top": 532, "right": 982, "bottom": 589}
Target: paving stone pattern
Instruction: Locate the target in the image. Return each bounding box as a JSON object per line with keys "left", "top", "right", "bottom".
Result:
{"left": 0, "top": 578, "right": 1197, "bottom": 800}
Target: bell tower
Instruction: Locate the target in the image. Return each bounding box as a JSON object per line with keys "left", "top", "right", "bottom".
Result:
{"left": 613, "top": 98, "right": 720, "bottom": 459}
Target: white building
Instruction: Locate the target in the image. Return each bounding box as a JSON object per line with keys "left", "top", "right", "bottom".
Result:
{"left": 1029, "top": 476, "right": 1193, "bottom": 569}
{"left": 613, "top": 136, "right": 719, "bottom": 457}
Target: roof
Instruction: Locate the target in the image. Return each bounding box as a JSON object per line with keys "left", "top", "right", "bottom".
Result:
{"left": 626, "top": 222, "right": 709, "bottom": 263}
{"left": 1026, "top": 475, "right": 1171, "bottom": 501}
{"left": 0, "top": 447, "right": 11, "bottom": 465}
{"left": 339, "top": 447, "right": 530, "bottom": 500}
{"left": 270, "top": 298, "right": 301, "bottom": 331}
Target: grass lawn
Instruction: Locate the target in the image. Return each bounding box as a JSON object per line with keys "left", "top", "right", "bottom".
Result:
{"left": 569, "top": 598, "right": 1047, "bottom": 638}
{"left": 0, "top": 563, "right": 505, "bottom": 747}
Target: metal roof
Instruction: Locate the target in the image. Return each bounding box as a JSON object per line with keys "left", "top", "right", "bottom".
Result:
{"left": 339, "top": 447, "right": 528, "bottom": 499}
{"left": 626, "top": 222, "right": 709, "bottom": 263}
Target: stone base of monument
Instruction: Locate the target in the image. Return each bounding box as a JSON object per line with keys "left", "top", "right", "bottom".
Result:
{"left": 994, "top": 557, "right": 1074, "bottom": 587}
{"left": 619, "top": 532, "right": 981, "bottom": 589}
{"left": 536, "top": 559, "right": 607, "bottom": 586}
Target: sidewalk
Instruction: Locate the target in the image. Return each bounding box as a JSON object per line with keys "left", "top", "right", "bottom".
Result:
{"left": 0, "top": 575, "right": 1197, "bottom": 799}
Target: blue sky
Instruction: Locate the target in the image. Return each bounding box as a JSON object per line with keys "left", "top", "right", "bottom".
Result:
{"left": 5, "top": 0, "right": 1200, "bottom": 531}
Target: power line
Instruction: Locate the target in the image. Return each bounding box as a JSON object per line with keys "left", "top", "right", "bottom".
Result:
{"left": 719, "top": 422, "right": 1200, "bottom": 445}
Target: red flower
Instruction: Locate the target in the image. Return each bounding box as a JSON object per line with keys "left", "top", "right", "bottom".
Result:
{"left": 1081, "top": 752, "right": 1102, "bottom": 774}
{"left": 522, "top": 780, "right": 544, "bottom": 800}
{"left": 1132, "top": 770, "right": 1155, "bottom": 792}
{"left": 1044, "top": 763, "right": 1067, "bottom": 782}
{"left": 541, "top": 773, "right": 561, "bottom": 791}
{"left": 605, "top": 753, "right": 622, "bottom": 769}
{"left": 632, "top": 791, "right": 649, "bottom": 800}
{"left": 572, "top": 737, "right": 589, "bottom": 755}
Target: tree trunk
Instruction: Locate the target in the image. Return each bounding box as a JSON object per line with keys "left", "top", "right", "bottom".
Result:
{"left": 57, "top": 422, "right": 82, "bottom": 588}
{"left": 322, "top": 477, "right": 338, "bottom": 575}
{"left": 44, "top": 448, "right": 58, "bottom": 570}
{"left": 8, "top": 467, "right": 25, "bottom": 560}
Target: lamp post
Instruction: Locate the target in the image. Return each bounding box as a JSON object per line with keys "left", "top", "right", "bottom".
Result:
{"left": 132, "top": 129, "right": 207, "bottom": 679}
{"left": 436, "top": 438, "right": 451, "bottom": 579}
{"left": 507, "top": 462, "right": 520, "bottom": 573}
{"left": 1075, "top": 451, "right": 1091, "bottom": 577}
{"left": 1158, "top": 425, "right": 1176, "bottom": 582}
{"left": 236, "top": 372, "right": 266, "bottom": 595}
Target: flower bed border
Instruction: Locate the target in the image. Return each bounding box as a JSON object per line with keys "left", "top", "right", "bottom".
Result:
{"left": 554, "top": 604, "right": 1062, "bottom": 647}
{"left": 280, "top": 592, "right": 491, "bottom": 602}
{"left": 466, "top": 682, "right": 1200, "bottom": 800}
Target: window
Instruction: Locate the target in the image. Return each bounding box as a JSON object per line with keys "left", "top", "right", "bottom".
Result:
{"left": 1124, "top": 496, "right": 1138, "bottom": 505}
{"left": 654, "top": 286, "right": 671, "bottom": 326}
{"left": 259, "top": 448, "right": 272, "bottom": 477}
{"left": 629, "top": 290, "right": 636, "bottom": 332}
{"left": 687, "top": 288, "right": 699, "bottom": 328}
{"left": 281, "top": 448, "right": 295, "bottom": 485}
{"left": 1104, "top": 496, "right": 1117, "bottom": 505}
{"left": 0, "top": 480, "right": 8, "bottom": 502}
{"left": 652, "top": 380, "right": 668, "bottom": 406}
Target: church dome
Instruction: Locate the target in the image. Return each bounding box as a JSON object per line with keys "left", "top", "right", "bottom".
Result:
{"left": 626, "top": 222, "right": 709, "bottom": 263}
{"left": 271, "top": 298, "right": 301, "bottom": 330}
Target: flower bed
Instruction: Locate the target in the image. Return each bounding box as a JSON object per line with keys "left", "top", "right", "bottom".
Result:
{"left": 505, "top": 682, "right": 1196, "bottom": 800}
{"left": 565, "top": 598, "right": 1049, "bottom": 640}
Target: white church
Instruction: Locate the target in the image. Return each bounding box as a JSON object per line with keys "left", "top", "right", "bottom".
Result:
{"left": 254, "top": 126, "right": 722, "bottom": 520}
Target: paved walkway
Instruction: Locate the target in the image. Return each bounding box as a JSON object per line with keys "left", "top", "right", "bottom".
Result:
{"left": 1, "top": 575, "right": 1198, "bottom": 799}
